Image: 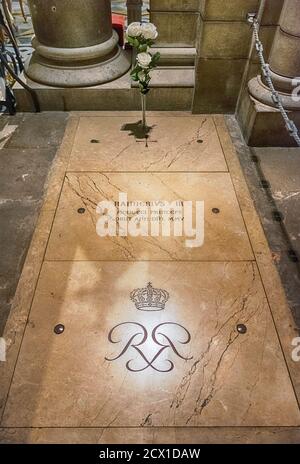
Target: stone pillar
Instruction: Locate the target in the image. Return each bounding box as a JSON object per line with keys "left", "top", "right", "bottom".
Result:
{"left": 126, "top": 0, "right": 143, "bottom": 25}
{"left": 25, "top": 0, "right": 130, "bottom": 88}
{"left": 248, "top": 0, "right": 300, "bottom": 110}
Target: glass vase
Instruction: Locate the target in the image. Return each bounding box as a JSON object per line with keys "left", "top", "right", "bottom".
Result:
{"left": 141, "top": 93, "right": 147, "bottom": 129}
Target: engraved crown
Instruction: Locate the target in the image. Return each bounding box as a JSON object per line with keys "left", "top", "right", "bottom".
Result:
{"left": 130, "top": 282, "right": 169, "bottom": 311}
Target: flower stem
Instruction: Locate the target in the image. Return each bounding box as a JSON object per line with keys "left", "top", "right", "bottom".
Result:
{"left": 141, "top": 93, "right": 147, "bottom": 129}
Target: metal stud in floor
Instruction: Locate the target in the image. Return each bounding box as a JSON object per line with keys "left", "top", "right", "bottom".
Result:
{"left": 237, "top": 324, "right": 247, "bottom": 334}
{"left": 54, "top": 324, "right": 65, "bottom": 335}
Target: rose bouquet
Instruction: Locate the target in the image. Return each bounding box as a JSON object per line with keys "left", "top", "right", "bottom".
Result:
{"left": 126, "top": 22, "right": 160, "bottom": 128}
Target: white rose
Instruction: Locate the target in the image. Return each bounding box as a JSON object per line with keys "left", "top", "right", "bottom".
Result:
{"left": 127, "top": 22, "right": 142, "bottom": 38}
{"left": 141, "top": 22, "right": 158, "bottom": 40}
{"left": 137, "top": 52, "right": 152, "bottom": 69}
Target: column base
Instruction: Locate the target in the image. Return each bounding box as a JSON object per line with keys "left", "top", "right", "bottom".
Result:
{"left": 237, "top": 87, "right": 300, "bottom": 147}
{"left": 248, "top": 76, "right": 299, "bottom": 111}
{"left": 25, "top": 46, "right": 131, "bottom": 88}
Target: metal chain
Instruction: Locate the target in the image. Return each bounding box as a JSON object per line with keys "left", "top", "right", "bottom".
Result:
{"left": 248, "top": 15, "right": 300, "bottom": 147}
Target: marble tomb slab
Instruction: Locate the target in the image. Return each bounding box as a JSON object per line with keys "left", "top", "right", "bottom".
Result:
{"left": 67, "top": 116, "right": 228, "bottom": 172}
{"left": 2, "top": 261, "right": 299, "bottom": 427}
{"left": 45, "top": 172, "right": 254, "bottom": 261}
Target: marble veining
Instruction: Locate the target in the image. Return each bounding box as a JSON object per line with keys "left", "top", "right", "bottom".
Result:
{"left": 68, "top": 116, "right": 228, "bottom": 172}
{"left": 2, "top": 262, "right": 299, "bottom": 427}
{"left": 2, "top": 114, "right": 299, "bottom": 441}
{"left": 45, "top": 172, "right": 254, "bottom": 261}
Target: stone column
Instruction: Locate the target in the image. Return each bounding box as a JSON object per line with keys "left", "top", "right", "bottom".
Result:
{"left": 126, "top": 0, "right": 143, "bottom": 25}
{"left": 248, "top": 0, "right": 300, "bottom": 110}
{"left": 25, "top": 0, "right": 130, "bottom": 88}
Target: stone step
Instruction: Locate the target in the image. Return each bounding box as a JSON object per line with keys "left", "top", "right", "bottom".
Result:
{"left": 151, "top": 47, "right": 196, "bottom": 66}
{"left": 14, "top": 68, "right": 195, "bottom": 112}
{"left": 132, "top": 67, "right": 195, "bottom": 88}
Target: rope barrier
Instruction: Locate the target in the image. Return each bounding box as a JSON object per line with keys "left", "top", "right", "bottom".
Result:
{"left": 248, "top": 15, "right": 300, "bottom": 147}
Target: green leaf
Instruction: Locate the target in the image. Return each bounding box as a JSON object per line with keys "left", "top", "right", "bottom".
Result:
{"left": 126, "top": 36, "right": 135, "bottom": 46}
{"left": 151, "top": 52, "right": 161, "bottom": 64}
{"left": 130, "top": 67, "right": 138, "bottom": 76}
{"left": 139, "top": 44, "right": 148, "bottom": 53}
{"left": 127, "top": 37, "right": 141, "bottom": 49}
{"left": 132, "top": 65, "right": 143, "bottom": 74}
{"left": 145, "top": 39, "right": 154, "bottom": 47}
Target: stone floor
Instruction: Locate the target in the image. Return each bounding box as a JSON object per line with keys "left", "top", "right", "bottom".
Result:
{"left": 226, "top": 116, "right": 300, "bottom": 331}
{"left": 0, "top": 112, "right": 300, "bottom": 444}
{"left": 0, "top": 112, "right": 68, "bottom": 334}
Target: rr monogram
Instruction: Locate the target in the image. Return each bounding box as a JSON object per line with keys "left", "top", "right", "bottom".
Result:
{"left": 105, "top": 322, "right": 193, "bottom": 373}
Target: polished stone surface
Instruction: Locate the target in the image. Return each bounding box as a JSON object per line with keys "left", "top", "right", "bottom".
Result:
{"left": 68, "top": 115, "right": 227, "bottom": 172}
{"left": 2, "top": 261, "right": 299, "bottom": 427}
{"left": 45, "top": 172, "right": 253, "bottom": 261}
{"left": 2, "top": 427, "right": 300, "bottom": 444}
{"left": 1, "top": 113, "right": 299, "bottom": 443}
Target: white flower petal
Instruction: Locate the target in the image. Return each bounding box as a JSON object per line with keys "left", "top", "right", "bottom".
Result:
{"left": 127, "top": 22, "right": 142, "bottom": 38}
{"left": 141, "top": 22, "right": 158, "bottom": 40}
{"left": 137, "top": 52, "right": 152, "bottom": 69}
